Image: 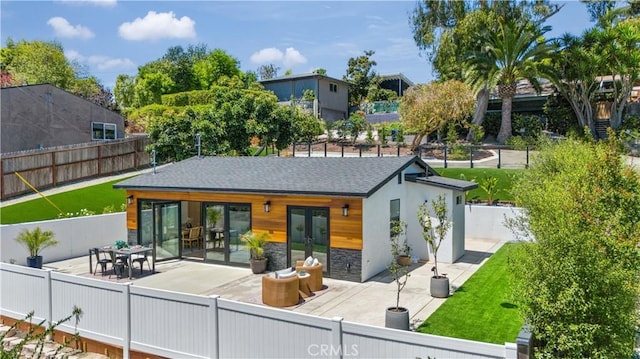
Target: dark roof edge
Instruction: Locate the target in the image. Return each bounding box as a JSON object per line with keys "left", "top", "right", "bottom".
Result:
{"left": 364, "top": 156, "right": 430, "bottom": 197}
{"left": 405, "top": 175, "right": 479, "bottom": 192}
{"left": 112, "top": 185, "right": 368, "bottom": 198}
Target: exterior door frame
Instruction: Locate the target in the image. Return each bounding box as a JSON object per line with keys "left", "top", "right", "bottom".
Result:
{"left": 286, "top": 205, "right": 330, "bottom": 274}
{"left": 137, "top": 200, "right": 182, "bottom": 263}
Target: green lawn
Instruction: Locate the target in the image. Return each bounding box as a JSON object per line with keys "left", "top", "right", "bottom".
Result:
{"left": 434, "top": 168, "right": 523, "bottom": 202}
{"left": 416, "top": 243, "right": 523, "bottom": 344}
{"left": 0, "top": 179, "right": 129, "bottom": 225}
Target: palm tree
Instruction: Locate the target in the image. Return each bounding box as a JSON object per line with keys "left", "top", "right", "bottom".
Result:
{"left": 465, "top": 19, "right": 556, "bottom": 144}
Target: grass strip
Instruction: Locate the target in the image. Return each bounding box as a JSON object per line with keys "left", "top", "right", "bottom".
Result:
{"left": 416, "top": 242, "right": 523, "bottom": 344}
{"left": 434, "top": 168, "right": 522, "bottom": 202}
{"left": 1, "top": 179, "right": 128, "bottom": 225}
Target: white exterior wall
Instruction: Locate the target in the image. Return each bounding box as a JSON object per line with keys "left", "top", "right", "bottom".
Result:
{"left": 465, "top": 205, "right": 524, "bottom": 242}
{"left": 361, "top": 172, "right": 406, "bottom": 281}
{"left": 1, "top": 213, "right": 126, "bottom": 265}
{"left": 361, "top": 164, "right": 465, "bottom": 281}
{"left": 405, "top": 184, "right": 464, "bottom": 264}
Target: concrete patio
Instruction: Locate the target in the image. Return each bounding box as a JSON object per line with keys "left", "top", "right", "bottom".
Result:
{"left": 45, "top": 237, "right": 505, "bottom": 329}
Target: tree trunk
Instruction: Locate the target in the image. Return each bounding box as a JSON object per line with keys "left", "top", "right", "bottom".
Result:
{"left": 497, "top": 95, "right": 513, "bottom": 144}
{"left": 466, "top": 87, "right": 489, "bottom": 141}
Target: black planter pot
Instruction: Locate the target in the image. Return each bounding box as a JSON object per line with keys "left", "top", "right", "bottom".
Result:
{"left": 385, "top": 307, "right": 410, "bottom": 330}
{"left": 430, "top": 276, "right": 450, "bottom": 298}
{"left": 26, "top": 256, "right": 43, "bottom": 269}
{"left": 250, "top": 258, "right": 268, "bottom": 274}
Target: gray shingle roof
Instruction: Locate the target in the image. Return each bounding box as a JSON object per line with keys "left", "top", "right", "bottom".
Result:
{"left": 114, "top": 156, "right": 429, "bottom": 197}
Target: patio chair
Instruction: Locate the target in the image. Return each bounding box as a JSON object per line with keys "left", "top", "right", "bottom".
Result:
{"left": 108, "top": 251, "right": 126, "bottom": 279}
{"left": 182, "top": 226, "right": 202, "bottom": 249}
{"left": 262, "top": 274, "right": 300, "bottom": 307}
{"left": 296, "top": 260, "right": 324, "bottom": 292}
{"left": 91, "top": 248, "right": 111, "bottom": 276}
{"left": 132, "top": 251, "right": 151, "bottom": 275}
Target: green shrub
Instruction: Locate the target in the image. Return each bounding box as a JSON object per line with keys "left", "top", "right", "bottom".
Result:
{"left": 543, "top": 93, "right": 578, "bottom": 135}
{"left": 482, "top": 113, "right": 501, "bottom": 138}
{"left": 506, "top": 136, "right": 528, "bottom": 150}
{"left": 512, "top": 113, "right": 543, "bottom": 138}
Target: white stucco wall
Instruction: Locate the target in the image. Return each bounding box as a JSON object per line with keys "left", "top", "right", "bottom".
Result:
{"left": 361, "top": 172, "right": 406, "bottom": 281}
{"left": 465, "top": 205, "right": 524, "bottom": 242}
{"left": 1, "top": 213, "right": 127, "bottom": 265}
{"left": 405, "top": 184, "right": 464, "bottom": 264}
{"left": 361, "top": 164, "right": 464, "bottom": 281}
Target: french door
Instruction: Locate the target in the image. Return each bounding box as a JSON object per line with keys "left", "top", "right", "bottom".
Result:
{"left": 203, "top": 203, "right": 251, "bottom": 265}
{"left": 288, "top": 206, "right": 329, "bottom": 273}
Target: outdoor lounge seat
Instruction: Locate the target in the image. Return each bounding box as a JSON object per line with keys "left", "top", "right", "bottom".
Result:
{"left": 296, "top": 260, "right": 324, "bottom": 292}
{"left": 262, "top": 274, "right": 300, "bottom": 307}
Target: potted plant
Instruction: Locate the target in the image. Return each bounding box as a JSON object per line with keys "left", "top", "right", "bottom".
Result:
{"left": 241, "top": 231, "right": 270, "bottom": 274}
{"left": 14, "top": 227, "right": 59, "bottom": 269}
{"left": 385, "top": 220, "right": 411, "bottom": 330}
{"left": 207, "top": 208, "right": 222, "bottom": 228}
{"left": 418, "top": 194, "right": 452, "bottom": 298}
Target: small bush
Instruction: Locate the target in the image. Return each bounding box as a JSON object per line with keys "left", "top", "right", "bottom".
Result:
{"left": 506, "top": 136, "right": 528, "bottom": 151}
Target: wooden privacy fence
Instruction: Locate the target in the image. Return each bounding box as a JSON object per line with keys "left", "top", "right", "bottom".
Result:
{"left": 0, "top": 137, "right": 150, "bottom": 200}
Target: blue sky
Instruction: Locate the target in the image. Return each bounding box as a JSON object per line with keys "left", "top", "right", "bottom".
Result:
{"left": 1, "top": 1, "right": 594, "bottom": 89}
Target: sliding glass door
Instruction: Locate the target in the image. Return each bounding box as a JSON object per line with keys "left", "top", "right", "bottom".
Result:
{"left": 203, "top": 203, "right": 251, "bottom": 265}
{"left": 139, "top": 200, "right": 181, "bottom": 262}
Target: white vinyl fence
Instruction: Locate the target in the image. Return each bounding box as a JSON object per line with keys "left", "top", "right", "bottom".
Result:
{"left": 1, "top": 263, "right": 518, "bottom": 359}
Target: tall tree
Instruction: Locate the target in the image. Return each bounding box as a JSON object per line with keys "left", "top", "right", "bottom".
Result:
{"left": 546, "top": 33, "right": 600, "bottom": 136}
{"left": 509, "top": 133, "right": 640, "bottom": 357}
{"left": 0, "top": 39, "right": 76, "bottom": 89}
{"left": 343, "top": 50, "right": 379, "bottom": 107}
{"left": 257, "top": 64, "right": 280, "bottom": 80}
{"left": 193, "top": 49, "right": 241, "bottom": 89}
{"left": 410, "top": 1, "right": 561, "bottom": 139}
{"left": 464, "top": 19, "right": 556, "bottom": 144}
{"left": 399, "top": 80, "right": 475, "bottom": 150}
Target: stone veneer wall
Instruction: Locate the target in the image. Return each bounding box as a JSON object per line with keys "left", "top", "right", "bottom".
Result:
{"left": 265, "top": 242, "right": 287, "bottom": 271}
{"left": 329, "top": 248, "right": 362, "bottom": 282}
{"left": 127, "top": 229, "right": 137, "bottom": 245}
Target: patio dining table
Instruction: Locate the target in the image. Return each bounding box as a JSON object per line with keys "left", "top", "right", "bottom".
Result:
{"left": 114, "top": 246, "right": 154, "bottom": 279}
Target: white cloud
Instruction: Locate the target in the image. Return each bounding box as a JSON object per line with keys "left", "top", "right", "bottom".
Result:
{"left": 250, "top": 47, "right": 307, "bottom": 67}
{"left": 65, "top": 50, "right": 135, "bottom": 71}
{"left": 56, "top": 0, "right": 117, "bottom": 7}
{"left": 283, "top": 47, "right": 307, "bottom": 67}
{"left": 250, "top": 48, "right": 284, "bottom": 64}
{"left": 118, "top": 11, "right": 196, "bottom": 41}
{"left": 47, "top": 17, "right": 95, "bottom": 39}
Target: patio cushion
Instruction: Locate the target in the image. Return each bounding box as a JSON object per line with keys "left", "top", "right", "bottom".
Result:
{"left": 304, "top": 256, "right": 314, "bottom": 267}
{"left": 275, "top": 267, "right": 294, "bottom": 278}
{"left": 278, "top": 270, "right": 297, "bottom": 279}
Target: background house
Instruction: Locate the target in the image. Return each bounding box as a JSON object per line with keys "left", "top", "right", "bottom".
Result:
{"left": 114, "top": 156, "right": 476, "bottom": 282}
{"left": 364, "top": 73, "right": 414, "bottom": 124}
{"left": 1, "top": 84, "right": 126, "bottom": 153}
{"left": 260, "top": 73, "right": 349, "bottom": 122}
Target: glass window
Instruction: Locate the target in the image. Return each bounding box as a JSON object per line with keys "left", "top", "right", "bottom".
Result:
{"left": 329, "top": 83, "right": 338, "bottom": 92}
{"left": 390, "top": 199, "right": 400, "bottom": 237}
{"left": 92, "top": 122, "right": 118, "bottom": 140}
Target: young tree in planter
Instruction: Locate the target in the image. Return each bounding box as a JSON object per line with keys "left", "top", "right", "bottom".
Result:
{"left": 418, "top": 194, "right": 452, "bottom": 298}
{"left": 385, "top": 220, "right": 412, "bottom": 330}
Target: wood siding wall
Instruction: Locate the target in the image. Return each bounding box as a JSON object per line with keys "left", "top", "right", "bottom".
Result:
{"left": 126, "top": 190, "right": 363, "bottom": 250}
{"left": 0, "top": 137, "right": 150, "bottom": 200}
